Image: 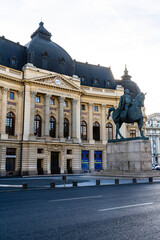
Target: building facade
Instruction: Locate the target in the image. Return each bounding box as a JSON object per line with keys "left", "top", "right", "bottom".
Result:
{"left": 145, "top": 113, "right": 160, "bottom": 165}
{"left": 0, "top": 22, "right": 144, "bottom": 176}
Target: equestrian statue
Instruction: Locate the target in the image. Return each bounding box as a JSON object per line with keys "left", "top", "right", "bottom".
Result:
{"left": 107, "top": 89, "right": 146, "bottom": 139}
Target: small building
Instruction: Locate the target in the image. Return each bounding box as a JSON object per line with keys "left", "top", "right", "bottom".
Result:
{"left": 0, "top": 22, "right": 143, "bottom": 176}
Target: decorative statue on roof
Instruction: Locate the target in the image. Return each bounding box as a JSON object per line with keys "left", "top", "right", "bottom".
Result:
{"left": 107, "top": 89, "right": 146, "bottom": 139}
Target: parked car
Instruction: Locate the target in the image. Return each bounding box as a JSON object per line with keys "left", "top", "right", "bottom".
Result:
{"left": 155, "top": 165, "right": 160, "bottom": 170}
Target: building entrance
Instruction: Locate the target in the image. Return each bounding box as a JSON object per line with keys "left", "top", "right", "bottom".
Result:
{"left": 81, "top": 150, "right": 89, "bottom": 170}
{"left": 67, "top": 159, "right": 72, "bottom": 173}
{"left": 51, "top": 152, "right": 60, "bottom": 174}
{"left": 94, "top": 151, "right": 102, "bottom": 170}
{"left": 37, "top": 159, "right": 43, "bottom": 175}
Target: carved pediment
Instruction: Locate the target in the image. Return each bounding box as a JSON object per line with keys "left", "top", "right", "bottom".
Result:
{"left": 32, "top": 74, "right": 82, "bottom": 92}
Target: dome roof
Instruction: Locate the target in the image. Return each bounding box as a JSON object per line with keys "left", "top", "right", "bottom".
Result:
{"left": 120, "top": 66, "right": 141, "bottom": 98}
{"left": 25, "top": 22, "right": 73, "bottom": 76}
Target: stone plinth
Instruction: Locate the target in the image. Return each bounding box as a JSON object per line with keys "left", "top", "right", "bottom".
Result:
{"left": 106, "top": 139, "right": 152, "bottom": 173}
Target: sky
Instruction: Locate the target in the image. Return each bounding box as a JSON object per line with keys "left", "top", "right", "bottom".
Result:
{"left": 0, "top": 0, "right": 160, "bottom": 115}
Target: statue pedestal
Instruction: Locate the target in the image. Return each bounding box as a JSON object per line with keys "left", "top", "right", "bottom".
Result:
{"left": 106, "top": 139, "right": 152, "bottom": 173}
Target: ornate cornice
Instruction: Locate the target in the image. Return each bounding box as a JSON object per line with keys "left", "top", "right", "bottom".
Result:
{"left": 0, "top": 73, "right": 22, "bottom": 84}
{"left": 82, "top": 92, "right": 120, "bottom": 100}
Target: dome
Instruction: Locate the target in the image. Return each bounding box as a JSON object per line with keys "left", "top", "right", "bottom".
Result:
{"left": 120, "top": 66, "right": 141, "bottom": 98}
{"left": 25, "top": 22, "right": 74, "bottom": 76}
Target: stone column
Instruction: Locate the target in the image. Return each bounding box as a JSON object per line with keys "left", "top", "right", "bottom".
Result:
{"left": 1, "top": 88, "right": 8, "bottom": 139}
{"left": 0, "top": 146, "right": 6, "bottom": 176}
{"left": 102, "top": 149, "right": 107, "bottom": 170}
{"left": 58, "top": 97, "right": 65, "bottom": 138}
{"left": 71, "top": 99, "right": 78, "bottom": 139}
{"left": 89, "top": 149, "right": 94, "bottom": 172}
{"left": 47, "top": 145, "right": 51, "bottom": 174}
{"left": 101, "top": 104, "right": 106, "bottom": 144}
{"left": 17, "top": 91, "right": 23, "bottom": 140}
{"left": 44, "top": 94, "right": 50, "bottom": 137}
{"left": 88, "top": 103, "right": 94, "bottom": 143}
{"left": 30, "top": 91, "right": 36, "bottom": 136}
{"left": 60, "top": 149, "right": 65, "bottom": 174}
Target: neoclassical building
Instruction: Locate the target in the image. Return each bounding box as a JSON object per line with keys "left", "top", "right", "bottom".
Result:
{"left": 0, "top": 22, "right": 144, "bottom": 176}
{"left": 145, "top": 113, "right": 160, "bottom": 165}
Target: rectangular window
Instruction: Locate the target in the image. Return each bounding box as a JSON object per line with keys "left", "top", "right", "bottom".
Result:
{"left": 64, "top": 100, "right": 68, "bottom": 107}
{"left": 94, "top": 106, "right": 98, "bottom": 112}
{"left": 36, "top": 96, "right": 40, "bottom": 103}
{"left": 106, "top": 107, "right": 110, "bottom": 113}
{"left": 81, "top": 104, "right": 85, "bottom": 111}
{"left": 130, "top": 130, "right": 136, "bottom": 138}
{"left": 37, "top": 148, "right": 44, "bottom": 154}
{"left": 6, "top": 148, "right": 16, "bottom": 171}
{"left": 9, "top": 92, "right": 14, "bottom": 100}
{"left": 67, "top": 149, "right": 72, "bottom": 154}
{"left": 50, "top": 98, "right": 55, "bottom": 105}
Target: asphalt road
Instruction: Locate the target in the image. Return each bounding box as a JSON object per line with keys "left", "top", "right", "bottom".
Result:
{"left": 1, "top": 184, "right": 160, "bottom": 240}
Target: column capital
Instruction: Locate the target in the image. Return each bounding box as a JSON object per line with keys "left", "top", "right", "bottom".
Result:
{"left": 71, "top": 99, "right": 78, "bottom": 103}
{"left": 101, "top": 104, "right": 106, "bottom": 110}
{"left": 18, "top": 91, "right": 23, "bottom": 98}
{"left": 30, "top": 91, "right": 36, "bottom": 97}
{"left": 88, "top": 103, "right": 93, "bottom": 110}
{"left": 58, "top": 96, "right": 65, "bottom": 102}
{"left": 45, "top": 94, "right": 51, "bottom": 99}
{"left": 2, "top": 87, "right": 9, "bottom": 94}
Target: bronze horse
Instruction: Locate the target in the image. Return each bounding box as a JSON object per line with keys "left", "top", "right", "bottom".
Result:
{"left": 107, "top": 92, "right": 146, "bottom": 139}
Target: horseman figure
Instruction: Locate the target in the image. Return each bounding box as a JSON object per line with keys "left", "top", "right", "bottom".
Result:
{"left": 107, "top": 90, "right": 146, "bottom": 139}
{"left": 116, "top": 89, "right": 133, "bottom": 122}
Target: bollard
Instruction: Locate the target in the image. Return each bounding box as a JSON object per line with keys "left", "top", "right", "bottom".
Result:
{"left": 50, "top": 182, "right": 55, "bottom": 189}
{"left": 22, "top": 183, "right": 27, "bottom": 189}
{"left": 115, "top": 179, "right": 119, "bottom": 184}
{"left": 96, "top": 180, "right": 100, "bottom": 186}
{"left": 133, "top": 178, "right": 137, "bottom": 184}
{"left": 149, "top": 177, "right": 153, "bottom": 183}
{"left": 73, "top": 181, "right": 77, "bottom": 187}
{"left": 62, "top": 175, "right": 66, "bottom": 182}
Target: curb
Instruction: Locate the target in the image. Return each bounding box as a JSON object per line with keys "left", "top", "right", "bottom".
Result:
{"left": 0, "top": 178, "right": 159, "bottom": 193}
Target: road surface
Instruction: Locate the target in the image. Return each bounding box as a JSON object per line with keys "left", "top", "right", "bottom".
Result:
{"left": 0, "top": 183, "right": 160, "bottom": 240}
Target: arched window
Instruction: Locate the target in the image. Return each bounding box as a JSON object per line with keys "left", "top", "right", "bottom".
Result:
{"left": 93, "top": 122, "right": 100, "bottom": 141}
{"left": 81, "top": 75, "right": 86, "bottom": 84}
{"left": 92, "top": 77, "right": 99, "bottom": 87}
{"left": 49, "top": 116, "right": 56, "bottom": 138}
{"left": 6, "top": 112, "right": 15, "bottom": 136}
{"left": 10, "top": 56, "right": 17, "bottom": 68}
{"left": 81, "top": 121, "right": 87, "bottom": 140}
{"left": 106, "top": 123, "right": 113, "bottom": 140}
{"left": 34, "top": 115, "right": 41, "bottom": 137}
{"left": 64, "top": 118, "right": 69, "bottom": 138}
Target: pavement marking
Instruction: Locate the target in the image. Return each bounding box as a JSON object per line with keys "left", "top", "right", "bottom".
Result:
{"left": 49, "top": 195, "right": 102, "bottom": 202}
{"left": 0, "top": 184, "right": 22, "bottom": 188}
{"left": 98, "top": 202, "right": 153, "bottom": 212}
